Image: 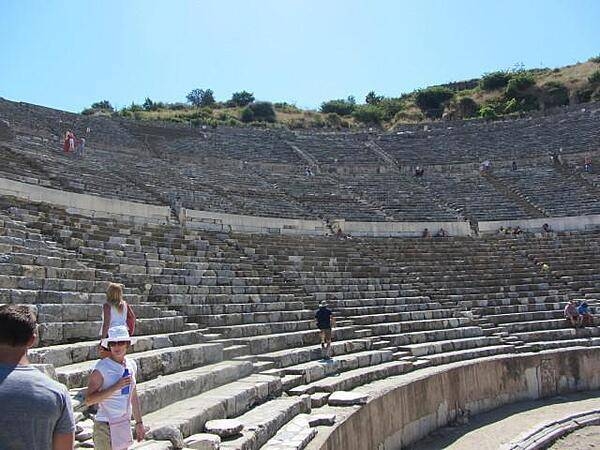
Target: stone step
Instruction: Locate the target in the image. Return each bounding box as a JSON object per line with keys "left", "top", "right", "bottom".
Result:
{"left": 260, "top": 414, "right": 317, "bottom": 450}
{"left": 376, "top": 325, "right": 485, "bottom": 346}
{"left": 399, "top": 336, "right": 503, "bottom": 357}
{"left": 188, "top": 310, "right": 314, "bottom": 327}
{"left": 145, "top": 374, "right": 282, "bottom": 442}
{"left": 37, "top": 316, "right": 187, "bottom": 346}
{"left": 29, "top": 329, "right": 207, "bottom": 367}
{"left": 517, "top": 338, "right": 600, "bottom": 352}
{"left": 288, "top": 360, "right": 412, "bottom": 395}
{"left": 0, "top": 288, "right": 144, "bottom": 305}
{"left": 31, "top": 302, "right": 170, "bottom": 323}
{"left": 512, "top": 327, "right": 600, "bottom": 343}
{"left": 57, "top": 342, "right": 224, "bottom": 389}
{"left": 420, "top": 344, "right": 516, "bottom": 365}
{"left": 138, "top": 360, "right": 254, "bottom": 415}
{"left": 345, "top": 308, "right": 456, "bottom": 325}
{"left": 253, "top": 338, "right": 375, "bottom": 368}
{"left": 175, "top": 301, "right": 306, "bottom": 315}
{"left": 364, "top": 317, "right": 473, "bottom": 335}
{"left": 219, "top": 395, "right": 312, "bottom": 450}
{"left": 334, "top": 302, "right": 443, "bottom": 316}
{"left": 214, "top": 326, "right": 359, "bottom": 355}
{"left": 208, "top": 319, "right": 353, "bottom": 339}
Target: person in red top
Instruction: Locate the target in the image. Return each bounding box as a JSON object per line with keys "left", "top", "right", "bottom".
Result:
{"left": 63, "top": 131, "right": 75, "bottom": 153}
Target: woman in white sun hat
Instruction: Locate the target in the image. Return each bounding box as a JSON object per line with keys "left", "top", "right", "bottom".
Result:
{"left": 85, "top": 325, "right": 145, "bottom": 450}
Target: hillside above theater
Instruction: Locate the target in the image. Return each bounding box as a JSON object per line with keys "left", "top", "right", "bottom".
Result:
{"left": 78, "top": 57, "right": 600, "bottom": 131}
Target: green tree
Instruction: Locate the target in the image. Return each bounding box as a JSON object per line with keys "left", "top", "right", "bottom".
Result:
{"left": 365, "top": 91, "right": 384, "bottom": 105}
{"left": 90, "top": 100, "right": 113, "bottom": 111}
{"left": 229, "top": 91, "right": 255, "bottom": 107}
{"left": 478, "top": 105, "right": 497, "bottom": 119}
{"left": 186, "top": 88, "right": 216, "bottom": 107}
{"left": 414, "top": 87, "right": 454, "bottom": 118}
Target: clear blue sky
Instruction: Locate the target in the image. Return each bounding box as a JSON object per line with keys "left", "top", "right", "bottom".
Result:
{"left": 1, "top": 0, "right": 598, "bottom": 113}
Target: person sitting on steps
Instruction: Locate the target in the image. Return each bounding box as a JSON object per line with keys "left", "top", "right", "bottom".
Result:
{"left": 564, "top": 300, "right": 581, "bottom": 328}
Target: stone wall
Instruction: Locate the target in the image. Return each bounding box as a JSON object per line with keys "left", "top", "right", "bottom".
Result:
{"left": 341, "top": 219, "right": 471, "bottom": 237}
{"left": 479, "top": 214, "right": 600, "bottom": 234}
{"left": 0, "top": 177, "right": 170, "bottom": 224}
{"left": 318, "top": 348, "right": 600, "bottom": 450}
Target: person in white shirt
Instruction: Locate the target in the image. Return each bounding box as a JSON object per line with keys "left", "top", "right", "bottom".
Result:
{"left": 86, "top": 326, "right": 145, "bottom": 449}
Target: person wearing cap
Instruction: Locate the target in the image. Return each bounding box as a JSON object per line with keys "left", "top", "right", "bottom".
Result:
{"left": 86, "top": 325, "right": 145, "bottom": 449}
{"left": 315, "top": 301, "right": 336, "bottom": 359}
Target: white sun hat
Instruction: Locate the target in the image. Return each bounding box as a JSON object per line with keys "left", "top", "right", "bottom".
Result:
{"left": 101, "top": 325, "right": 134, "bottom": 348}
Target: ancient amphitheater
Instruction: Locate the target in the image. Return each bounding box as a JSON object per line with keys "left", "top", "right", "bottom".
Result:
{"left": 1, "top": 97, "right": 600, "bottom": 449}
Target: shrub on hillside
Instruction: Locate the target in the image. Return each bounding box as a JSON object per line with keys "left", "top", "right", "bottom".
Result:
{"left": 540, "top": 81, "right": 569, "bottom": 108}
{"left": 228, "top": 91, "right": 255, "bottom": 107}
{"left": 352, "top": 104, "right": 384, "bottom": 124}
{"left": 589, "top": 70, "right": 600, "bottom": 84}
{"left": 588, "top": 55, "right": 600, "bottom": 63}
{"left": 444, "top": 97, "right": 479, "bottom": 119}
{"left": 90, "top": 100, "right": 114, "bottom": 111}
{"left": 240, "top": 107, "right": 254, "bottom": 123}
{"left": 273, "top": 102, "right": 301, "bottom": 113}
{"left": 414, "top": 87, "right": 454, "bottom": 119}
{"left": 480, "top": 71, "right": 512, "bottom": 91}
{"left": 242, "top": 102, "right": 276, "bottom": 123}
{"left": 378, "top": 98, "right": 405, "bottom": 120}
{"left": 320, "top": 97, "right": 356, "bottom": 116}
{"left": 186, "top": 88, "right": 216, "bottom": 108}
{"left": 478, "top": 105, "right": 498, "bottom": 119}
{"left": 505, "top": 73, "right": 535, "bottom": 98}
{"left": 365, "top": 91, "right": 384, "bottom": 105}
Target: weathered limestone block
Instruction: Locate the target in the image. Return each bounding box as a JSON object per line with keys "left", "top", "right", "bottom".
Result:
{"left": 308, "top": 414, "right": 336, "bottom": 427}
{"left": 151, "top": 425, "right": 185, "bottom": 449}
{"left": 327, "top": 391, "right": 369, "bottom": 406}
{"left": 204, "top": 419, "right": 243, "bottom": 438}
{"left": 183, "top": 433, "right": 221, "bottom": 450}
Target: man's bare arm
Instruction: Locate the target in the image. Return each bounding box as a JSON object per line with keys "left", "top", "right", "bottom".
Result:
{"left": 52, "top": 432, "right": 74, "bottom": 450}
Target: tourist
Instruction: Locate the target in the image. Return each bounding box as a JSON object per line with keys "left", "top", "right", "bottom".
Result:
{"left": 76, "top": 137, "right": 86, "bottom": 157}
{"left": 422, "top": 228, "right": 430, "bottom": 238}
{"left": 414, "top": 166, "right": 424, "bottom": 178}
{"left": 578, "top": 302, "right": 594, "bottom": 327}
{"left": 542, "top": 223, "right": 553, "bottom": 234}
{"left": 0, "top": 305, "right": 75, "bottom": 450}
{"left": 512, "top": 226, "right": 523, "bottom": 236}
{"left": 512, "top": 160, "right": 517, "bottom": 171}
{"left": 86, "top": 325, "right": 145, "bottom": 449}
{"left": 100, "top": 283, "right": 135, "bottom": 358}
{"left": 315, "top": 301, "right": 335, "bottom": 359}
{"left": 435, "top": 227, "right": 448, "bottom": 237}
{"left": 64, "top": 130, "right": 76, "bottom": 153}
{"left": 584, "top": 155, "right": 592, "bottom": 173}
{"left": 564, "top": 300, "right": 581, "bottom": 328}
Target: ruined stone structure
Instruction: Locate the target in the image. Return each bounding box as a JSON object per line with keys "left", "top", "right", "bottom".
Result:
{"left": 0, "top": 98, "right": 599, "bottom": 449}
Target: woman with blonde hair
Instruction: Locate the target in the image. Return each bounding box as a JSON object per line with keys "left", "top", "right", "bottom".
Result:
{"left": 100, "top": 283, "right": 135, "bottom": 355}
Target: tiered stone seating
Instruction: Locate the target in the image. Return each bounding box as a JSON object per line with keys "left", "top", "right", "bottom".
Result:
{"left": 290, "top": 132, "right": 380, "bottom": 165}
{"left": 494, "top": 163, "right": 600, "bottom": 216}
{"left": 377, "top": 103, "right": 600, "bottom": 165}
{"left": 2, "top": 98, "right": 600, "bottom": 223}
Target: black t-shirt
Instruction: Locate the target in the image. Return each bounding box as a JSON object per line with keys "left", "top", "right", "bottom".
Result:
{"left": 315, "top": 307, "right": 333, "bottom": 329}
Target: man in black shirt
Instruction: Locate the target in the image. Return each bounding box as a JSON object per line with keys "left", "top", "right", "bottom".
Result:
{"left": 315, "top": 301, "right": 336, "bottom": 359}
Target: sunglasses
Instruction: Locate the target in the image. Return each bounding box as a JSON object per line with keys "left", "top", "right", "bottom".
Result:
{"left": 108, "top": 341, "right": 129, "bottom": 347}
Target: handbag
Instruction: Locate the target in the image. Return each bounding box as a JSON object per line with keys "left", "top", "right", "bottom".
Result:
{"left": 126, "top": 303, "right": 136, "bottom": 336}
